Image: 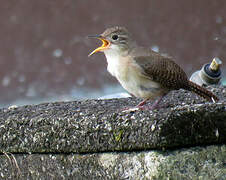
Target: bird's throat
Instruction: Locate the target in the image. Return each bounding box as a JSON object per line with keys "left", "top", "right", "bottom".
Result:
{"left": 104, "top": 50, "right": 125, "bottom": 78}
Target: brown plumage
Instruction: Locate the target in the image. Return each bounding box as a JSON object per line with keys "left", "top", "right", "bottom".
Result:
{"left": 133, "top": 52, "right": 219, "bottom": 103}
{"left": 187, "top": 81, "right": 219, "bottom": 102}
{"left": 89, "top": 26, "right": 219, "bottom": 110}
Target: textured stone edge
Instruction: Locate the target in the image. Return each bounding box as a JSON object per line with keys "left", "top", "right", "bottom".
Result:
{"left": 0, "top": 145, "right": 225, "bottom": 179}
{"left": 0, "top": 99, "right": 225, "bottom": 153}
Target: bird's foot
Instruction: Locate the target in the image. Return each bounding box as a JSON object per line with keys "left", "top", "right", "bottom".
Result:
{"left": 136, "top": 104, "right": 157, "bottom": 111}
{"left": 122, "top": 95, "right": 167, "bottom": 112}
{"left": 122, "top": 104, "right": 151, "bottom": 112}
{"left": 122, "top": 106, "right": 140, "bottom": 112}
{"left": 122, "top": 101, "right": 165, "bottom": 112}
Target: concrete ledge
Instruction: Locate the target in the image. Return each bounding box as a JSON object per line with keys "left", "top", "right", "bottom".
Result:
{"left": 0, "top": 86, "right": 225, "bottom": 179}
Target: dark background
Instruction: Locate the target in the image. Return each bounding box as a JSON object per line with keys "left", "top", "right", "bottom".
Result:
{"left": 0, "top": 0, "right": 225, "bottom": 107}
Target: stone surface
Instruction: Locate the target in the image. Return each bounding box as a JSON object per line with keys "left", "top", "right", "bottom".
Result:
{"left": 0, "top": 86, "right": 225, "bottom": 154}
{"left": 0, "top": 86, "right": 225, "bottom": 179}
{"left": 0, "top": 145, "right": 225, "bottom": 179}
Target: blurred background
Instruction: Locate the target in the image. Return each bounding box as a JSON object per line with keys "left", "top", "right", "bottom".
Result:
{"left": 0, "top": 0, "right": 225, "bottom": 108}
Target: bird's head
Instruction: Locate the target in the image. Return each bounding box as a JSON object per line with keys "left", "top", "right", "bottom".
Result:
{"left": 88, "top": 26, "right": 136, "bottom": 56}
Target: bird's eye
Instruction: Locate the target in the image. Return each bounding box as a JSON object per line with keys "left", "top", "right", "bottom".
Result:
{"left": 112, "top": 35, "right": 118, "bottom": 40}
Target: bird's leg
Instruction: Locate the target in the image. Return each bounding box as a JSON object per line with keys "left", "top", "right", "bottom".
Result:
{"left": 122, "top": 95, "right": 166, "bottom": 112}
{"left": 135, "top": 98, "right": 149, "bottom": 109}
{"left": 122, "top": 98, "right": 149, "bottom": 112}
{"left": 146, "top": 94, "right": 166, "bottom": 110}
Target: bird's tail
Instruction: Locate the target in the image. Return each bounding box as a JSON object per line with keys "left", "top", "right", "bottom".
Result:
{"left": 187, "top": 81, "right": 219, "bottom": 102}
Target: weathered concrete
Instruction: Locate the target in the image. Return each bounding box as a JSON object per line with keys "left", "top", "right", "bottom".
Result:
{"left": 0, "top": 86, "right": 225, "bottom": 179}
{"left": 0, "top": 145, "right": 225, "bottom": 180}
{"left": 0, "top": 86, "right": 225, "bottom": 153}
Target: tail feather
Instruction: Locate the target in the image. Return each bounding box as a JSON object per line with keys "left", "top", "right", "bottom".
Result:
{"left": 187, "top": 81, "right": 219, "bottom": 102}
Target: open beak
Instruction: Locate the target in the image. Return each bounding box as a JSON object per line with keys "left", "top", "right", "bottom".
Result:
{"left": 88, "top": 35, "right": 110, "bottom": 56}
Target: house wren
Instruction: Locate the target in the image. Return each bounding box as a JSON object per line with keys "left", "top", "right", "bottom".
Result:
{"left": 88, "top": 26, "right": 219, "bottom": 110}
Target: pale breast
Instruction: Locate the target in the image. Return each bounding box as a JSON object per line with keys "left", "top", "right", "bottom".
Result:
{"left": 104, "top": 51, "right": 167, "bottom": 99}
{"left": 104, "top": 50, "right": 128, "bottom": 79}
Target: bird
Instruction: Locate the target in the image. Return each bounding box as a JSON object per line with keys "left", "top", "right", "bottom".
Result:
{"left": 88, "top": 26, "right": 219, "bottom": 110}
